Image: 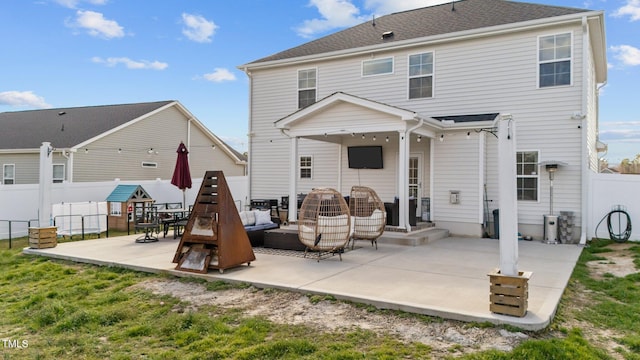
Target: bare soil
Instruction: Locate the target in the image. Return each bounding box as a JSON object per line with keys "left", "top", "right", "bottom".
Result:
{"left": 132, "top": 242, "right": 638, "bottom": 358}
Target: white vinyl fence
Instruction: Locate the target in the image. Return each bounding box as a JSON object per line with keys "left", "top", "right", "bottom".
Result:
{"left": 589, "top": 173, "right": 640, "bottom": 242}
{"left": 0, "top": 176, "right": 248, "bottom": 239}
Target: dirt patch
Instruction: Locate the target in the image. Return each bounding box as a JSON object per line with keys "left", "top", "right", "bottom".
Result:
{"left": 133, "top": 279, "right": 529, "bottom": 357}
{"left": 586, "top": 242, "right": 638, "bottom": 280}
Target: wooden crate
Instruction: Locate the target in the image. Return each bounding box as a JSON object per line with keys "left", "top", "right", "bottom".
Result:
{"left": 488, "top": 268, "right": 532, "bottom": 317}
{"left": 28, "top": 227, "right": 58, "bottom": 249}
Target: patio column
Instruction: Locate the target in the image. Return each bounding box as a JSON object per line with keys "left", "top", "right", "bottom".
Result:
{"left": 497, "top": 114, "right": 518, "bottom": 276}
{"left": 288, "top": 136, "right": 299, "bottom": 223}
{"left": 397, "top": 131, "right": 409, "bottom": 230}
{"left": 38, "top": 142, "right": 53, "bottom": 227}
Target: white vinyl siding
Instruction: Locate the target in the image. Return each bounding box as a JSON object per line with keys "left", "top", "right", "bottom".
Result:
{"left": 362, "top": 57, "right": 393, "bottom": 77}
{"left": 298, "top": 68, "right": 317, "bottom": 109}
{"left": 538, "top": 32, "right": 572, "bottom": 88}
{"left": 52, "top": 164, "right": 65, "bottom": 183}
{"left": 3, "top": 164, "right": 15, "bottom": 184}
{"left": 408, "top": 52, "right": 433, "bottom": 99}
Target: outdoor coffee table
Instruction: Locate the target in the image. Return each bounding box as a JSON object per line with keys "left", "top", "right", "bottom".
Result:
{"left": 264, "top": 228, "right": 306, "bottom": 251}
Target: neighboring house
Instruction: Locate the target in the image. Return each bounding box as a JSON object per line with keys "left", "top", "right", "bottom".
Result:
{"left": 0, "top": 100, "right": 246, "bottom": 184}
{"left": 239, "top": 0, "right": 606, "bottom": 241}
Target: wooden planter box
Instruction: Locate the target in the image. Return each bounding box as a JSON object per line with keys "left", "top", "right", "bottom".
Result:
{"left": 29, "top": 227, "right": 58, "bottom": 249}
{"left": 488, "top": 268, "right": 532, "bottom": 317}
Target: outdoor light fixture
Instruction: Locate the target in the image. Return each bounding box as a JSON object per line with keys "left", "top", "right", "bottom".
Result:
{"left": 466, "top": 132, "right": 471, "bottom": 139}
{"left": 372, "top": 135, "right": 376, "bottom": 141}
{"left": 147, "top": 148, "right": 154, "bottom": 154}
{"left": 211, "top": 144, "right": 216, "bottom": 150}
{"left": 385, "top": 136, "right": 389, "bottom": 142}
{"left": 417, "top": 135, "right": 422, "bottom": 142}
{"left": 362, "top": 134, "right": 365, "bottom": 139}
{"left": 118, "top": 148, "right": 122, "bottom": 154}
{"left": 85, "top": 148, "right": 89, "bottom": 154}
{"left": 439, "top": 134, "right": 444, "bottom": 142}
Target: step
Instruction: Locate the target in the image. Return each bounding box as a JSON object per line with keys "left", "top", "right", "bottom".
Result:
{"left": 378, "top": 228, "right": 449, "bottom": 246}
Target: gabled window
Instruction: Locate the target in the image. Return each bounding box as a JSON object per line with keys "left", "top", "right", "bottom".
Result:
{"left": 517, "top": 151, "right": 538, "bottom": 201}
{"left": 3, "top": 164, "right": 15, "bottom": 185}
{"left": 53, "top": 164, "right": 65, "bottom": 183}
{"left": 362, "top": 57, "right": 393, "bottom": 76}
{"left": 299, "top": 156, "right": 312, "bottom": 179}
{"left": 538, "top": 33, "right": 571, "bottom": 87}
{"left": 298, "top": 68, "right": 317, "bottom": 109}
{"left": 408, "top": 52, "right": 433, "bottom": 99}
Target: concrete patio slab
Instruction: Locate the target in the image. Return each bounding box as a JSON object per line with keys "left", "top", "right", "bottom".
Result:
{"left": 23, "top": 234, "right": 583, "bottom": 331}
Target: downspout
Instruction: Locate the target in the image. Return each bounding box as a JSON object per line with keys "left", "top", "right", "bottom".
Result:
{"left": 244, "top": 67, "right": 254, "bottom": 202}
{"left": 579, "top": 16, "right": 589, "bottom": 245}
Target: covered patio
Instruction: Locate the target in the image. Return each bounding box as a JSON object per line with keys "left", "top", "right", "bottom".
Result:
{"left": 23, "top": 230, "right": 582, "bottom": 331}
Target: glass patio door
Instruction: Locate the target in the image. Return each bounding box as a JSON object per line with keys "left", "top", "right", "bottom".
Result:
{"left": 409, "top": 153, "right": 422, "bottom": 218}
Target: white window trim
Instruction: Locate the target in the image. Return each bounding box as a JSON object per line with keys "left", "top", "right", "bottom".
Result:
{"left": 537, "top": 31, "right": 573, "bottom": 89}
{"left": 299, "top": 155, "right": 313, "bottom": 180}
{"left": 3, "top": 164, "right": 15, "bottom": 184}
{"left": 407, "top": 51, "right": 435, "bottom": 100}
{"left": 516, "top": 150, "right": 540, "bottom": 202}
{"left": 361, "top": 56, "right": 394, "bottom": 77}
{"left": 52, "top": 163, "right": 65, "bottom": 183}
{"left": 297, "top": 67, "right": 318, "bottom": 109}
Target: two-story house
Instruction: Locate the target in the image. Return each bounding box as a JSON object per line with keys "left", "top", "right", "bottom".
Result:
{"left": 239, "top": 0, "right": 606, "bottom": 241}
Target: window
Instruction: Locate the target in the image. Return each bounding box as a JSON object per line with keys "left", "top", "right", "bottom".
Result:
{"left": 3, "top": 164, "right": 15, "bottom": 184}
{"left": 299, "top": 156, "right": 312, "bottom": 179}
{"left": 53, "top": 164, "right": 65, "bottom": 183}
{"left": 362, "top": 57, "right": 393, "bottom": 76}
{"left": 298, "top": 68, "right": 316, "bottom": 109}
{"left": 408, "top": 52, "right": 433, "bottom": 99}
{"left": 538, "top": 33, "right": 571, "bottom": 87}
{"left": 517, "top": 151, "right": 538, "bottom": 201}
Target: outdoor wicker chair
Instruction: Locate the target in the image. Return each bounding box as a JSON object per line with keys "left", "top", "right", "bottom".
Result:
{"left": 298, "top": 188, "right": 351, "bottom": 261}
{"left": 349, "top": 186, "right": 386, "bottom": 249}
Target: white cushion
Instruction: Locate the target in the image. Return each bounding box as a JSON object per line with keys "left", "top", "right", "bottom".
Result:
{"left": 353, "top": 209, "right": 385, "bottom": 238}
{"left": 239, "top": 211, "right": 255, "bottom": 226}
{"left": 254, "top": 209, "right": 272, "bottom": 225}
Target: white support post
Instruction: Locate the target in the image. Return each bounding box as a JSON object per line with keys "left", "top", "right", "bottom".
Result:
{"left": 497, "top": 115, "right": 518, "bottom": 276}
{"left": 38, "top": 142, "right": 53, "bottom": 227}
{"left": 288, "top": 137, "right": 299, "bottom": 223}
{"left": 397, "top": 131, "right": 409, "bottom": 230}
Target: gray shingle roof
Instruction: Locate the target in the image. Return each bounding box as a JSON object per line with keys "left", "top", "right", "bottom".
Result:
{"left": 0, "top": 101, "right": 173, "bottom": 150}
{"left": 248, "top": 0, "right": 588, "bottom": 64}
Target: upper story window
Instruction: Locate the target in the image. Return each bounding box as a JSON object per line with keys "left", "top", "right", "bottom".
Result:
{"left": 298, "top": 68, "right": 317, "bottom": 109}
{"left": 362, "top": 57, "right": 393, "bottom": 76}
{"left": 53, "top": 164, "right": 65, "bottom": 183}
{"left": 538, "top": 33, "right": 571, "bottom": 88}
{"left": 517, "top": 151, "right": 538, "bottom": 201}
{"left": 408, "top": 52, "right": 434, "bottom": 99}
{"left": 3, "top": 164, "right": 15, "bottom": 185}
{"left": 299, "top": 155, "right": 312, "bottom": 179}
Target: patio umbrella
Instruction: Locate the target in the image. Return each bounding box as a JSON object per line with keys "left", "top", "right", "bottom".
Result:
{"left": 171, "top": 142, "right": 192, "bottom": 208}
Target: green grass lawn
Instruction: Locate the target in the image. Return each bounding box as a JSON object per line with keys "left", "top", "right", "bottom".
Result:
{"left": 1, "top": 238, "right": 639, "bottom": 359}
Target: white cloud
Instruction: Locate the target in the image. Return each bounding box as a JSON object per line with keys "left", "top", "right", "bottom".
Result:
{"left": 203, "top": 68, "right": 237, "bottom": 82}
{"left": 182, "top": 13, "right": 217, "bottom": 43}
{"left": 72, "top": 10, "right": 124, "bottom": 39}
{"left": 92, "top": 56, "right": 168, "bottom": 70}
{"left": 0, "top": 91, "right": 52, "bottom": 109}
{"left": 295, "top": 0, "right": 369, "bottom": 38}
{"left": 610, "top": 45, "right": 640, "bottom": 66}
{"left": 295, "top": 0, "right": 457, "bottom": 38}
{"left": 363, "top": 0, "right": 451, "bottom": 15}
{"left": 54, "top": 0, "right": 108, "bottom": 9}
{"left": 612, "top": 0, "right": 640, "bottom": 21}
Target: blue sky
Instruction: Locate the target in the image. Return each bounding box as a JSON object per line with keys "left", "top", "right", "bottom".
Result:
{"left": 1, "top": 0, "right": 639, "bottom": 163}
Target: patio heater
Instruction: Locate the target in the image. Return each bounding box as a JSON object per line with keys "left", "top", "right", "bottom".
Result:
{"left": 539, "top": 161, "right": 567, "bottom": 244}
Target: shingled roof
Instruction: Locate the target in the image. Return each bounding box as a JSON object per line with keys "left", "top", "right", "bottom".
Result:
{"left": 0, "top": 100, "right": 174, "bottom": 150}
{"left": 247, "top": 0, "right": 589, "bottom": 65}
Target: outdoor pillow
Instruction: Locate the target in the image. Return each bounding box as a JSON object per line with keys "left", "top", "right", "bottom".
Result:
{"left": 240, "top": 210, "right": 256, "bottom": 226}
{"left": 254, "top": 209, "right": 273, "bottom": 225}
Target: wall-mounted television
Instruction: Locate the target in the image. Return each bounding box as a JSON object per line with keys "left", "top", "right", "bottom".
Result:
{"left": 348, "top": 146, "right": 383, "bottom": 169}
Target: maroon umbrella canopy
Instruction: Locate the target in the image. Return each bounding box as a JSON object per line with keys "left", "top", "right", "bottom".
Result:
{"left": 171, "top": 142, "right": 192, "bottom": 191}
